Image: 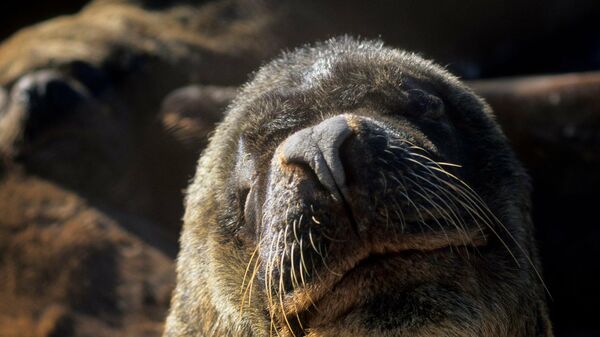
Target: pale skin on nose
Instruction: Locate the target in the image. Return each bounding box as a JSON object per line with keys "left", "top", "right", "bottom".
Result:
{"left": 281, "top": 115, "right": 352, "bottom": 201}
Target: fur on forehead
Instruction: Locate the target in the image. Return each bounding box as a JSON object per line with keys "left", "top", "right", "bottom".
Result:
{"left": 189, "top": 37, "right": 528, "bottom": 206}
{"left": 225, "top": 37, "right": 501, "bottom": 140}
{"left": 221, "top": 38, "right": 518, "bottom": 172}
{"left": 233, "top": 37, "right": 456, "bottom": 107}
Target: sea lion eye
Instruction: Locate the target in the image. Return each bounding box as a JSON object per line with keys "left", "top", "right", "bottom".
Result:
{"left": 235, "top": 138, "right": 258, "bottom": 229}
{"left": 406, "top": 89, "right": 444, "bottom": 119}
{"left": 242, "top": 185, "right": 258, "bottom": 229}
{"left": 236, "top": 171, "right": 255, "bottom": 227}
{"left": 238, "top": 187, "right": 251, "bottom": 209}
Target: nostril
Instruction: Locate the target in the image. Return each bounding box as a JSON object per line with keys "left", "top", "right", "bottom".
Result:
{"left": 11, "top": 71, "right": 89, "bottom": 139}
{"left": 17, "top": 72, "right": 85, "bottom": 116}
{"left": 281, "top": 115, "right": 353, "bottom": 200}
{"left": 45, "top": 79, "right": 85, "bottom": 112}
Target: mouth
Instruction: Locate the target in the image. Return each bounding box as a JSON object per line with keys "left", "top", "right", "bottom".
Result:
{"left": 278, "top": 225, "right": 488, "bottom": 326}
{"left": 258, "top": 114, "right": 498, "bottom": 334}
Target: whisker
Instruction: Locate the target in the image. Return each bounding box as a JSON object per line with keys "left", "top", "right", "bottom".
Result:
{"left": 240, "top": 239, "right": 262, "bottom": 312}
{"left": 318, "top": 242, "right": 342, "bottom": 276}
{"left": 425, "top": 171, "right": 522, "bottom": 267}
{"left": 298, "top": 237, "right": 309, "bottom": 284}
{"left": 279, "top": 233, "right": 298, "bottom": 337}
{"left": 403, "top": 174, "right": 454, "bottom": 252}
{"left": 408, "top": 169, "right": 475, "bottom": 247}
{"left": 289, "top": 241, "right": 300, "bottom": 290}
{"left": 434, "top": 172, "right": 552, "bottom": 297}
{"left": 399, "top": 147, "right": 550, "bottom": 294}
{"left": 266, "top": 231, "right": 282, "bottom": 337}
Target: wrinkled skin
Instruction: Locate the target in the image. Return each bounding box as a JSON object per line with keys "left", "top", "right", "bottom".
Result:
{"left": 166, "top": 38, "right": 552, "bottom": 337}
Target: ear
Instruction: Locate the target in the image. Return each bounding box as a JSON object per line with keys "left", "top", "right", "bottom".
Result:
{"left": 159, "top": 85, "right": 237, "bottom": 150}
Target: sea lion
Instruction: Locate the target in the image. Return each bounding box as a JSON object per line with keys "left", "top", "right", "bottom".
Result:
{"left": 166, "top": 37, "right": 552, "bottom": 337}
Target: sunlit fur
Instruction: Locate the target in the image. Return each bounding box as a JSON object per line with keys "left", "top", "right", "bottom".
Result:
{"left": 164, "top": 37, "right": 552, "bottom": 337}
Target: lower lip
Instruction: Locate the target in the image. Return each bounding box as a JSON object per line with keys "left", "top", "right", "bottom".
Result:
{"left": 280, "top": 233, "right": 487, "bottom": 323}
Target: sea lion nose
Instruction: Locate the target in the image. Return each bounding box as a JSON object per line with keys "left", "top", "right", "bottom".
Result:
{"left": 282, "top": 115, "right": 352, "bottom": 201}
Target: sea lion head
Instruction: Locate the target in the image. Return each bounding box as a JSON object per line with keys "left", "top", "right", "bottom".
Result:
{"left": 166, "top": 37, "right": 552, "bottom": 337}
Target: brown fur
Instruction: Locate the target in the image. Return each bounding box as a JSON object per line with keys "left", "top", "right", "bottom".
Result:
{"left": 0, "top": 2, "right": 274, "bottom": 336}
{"left": 166, "top": 38, "right": 552, "bottom": 337}
{"left": 0, "top": 170, "right": 175, "bottom": 337}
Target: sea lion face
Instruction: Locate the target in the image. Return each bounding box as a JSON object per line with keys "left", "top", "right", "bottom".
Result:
{"left": 169, "top": 38, "right": 551, "bottom": 337}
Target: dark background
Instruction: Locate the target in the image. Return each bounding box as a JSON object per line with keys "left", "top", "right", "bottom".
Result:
{"left": 5, "top": 0, "right": 600, "bottom": 79}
